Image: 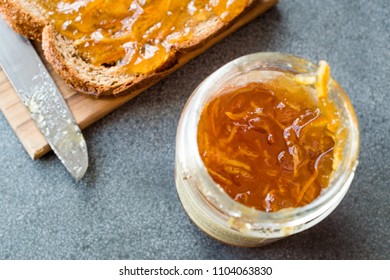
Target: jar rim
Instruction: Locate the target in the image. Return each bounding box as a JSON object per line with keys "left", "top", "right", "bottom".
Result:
{"left": 176, "top": 52, "right": 360, "bottom": 228}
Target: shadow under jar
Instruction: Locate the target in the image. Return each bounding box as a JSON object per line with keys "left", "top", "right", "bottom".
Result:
{"left": 175, "top": 52, "right": 359, "bottom": 247}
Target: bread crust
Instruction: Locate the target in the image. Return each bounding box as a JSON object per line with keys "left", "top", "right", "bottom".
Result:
{"left": 1, "top": 0, "right": 272, "bottom": 97}
{"left": 0, "top": 0, "right": 46, "bottom": 40}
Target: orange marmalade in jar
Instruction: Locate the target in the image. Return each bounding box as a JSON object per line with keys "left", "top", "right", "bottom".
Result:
{"left": 175, "top": 53, "right": 359, "bottom": 246}
{"left": 197, "top": 64, "right": 340, "bottom": 212}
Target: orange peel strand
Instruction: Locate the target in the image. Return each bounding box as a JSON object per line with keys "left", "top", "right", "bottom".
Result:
{"left": 315, "top": 60, "right": 331, "bottom": 98}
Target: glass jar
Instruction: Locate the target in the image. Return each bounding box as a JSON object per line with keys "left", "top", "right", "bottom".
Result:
{"left": 175, "top": 52, "right": 359, "bottom": 247}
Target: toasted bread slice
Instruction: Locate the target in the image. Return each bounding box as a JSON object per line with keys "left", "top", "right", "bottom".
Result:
{"left": 0, "top": 0, "right": 275, "bottom": 97}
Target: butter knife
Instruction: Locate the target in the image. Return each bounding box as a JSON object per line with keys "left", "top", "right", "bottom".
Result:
{"left": 0, "top": 17, "right": 88, "bottom": 180}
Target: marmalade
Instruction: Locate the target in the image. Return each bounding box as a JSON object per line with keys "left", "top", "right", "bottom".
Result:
{"left": 197, "top": 70, "right": 341, "bottom": 212}
{"left": 37, "top": 0, "right": 248, "bottom": 73}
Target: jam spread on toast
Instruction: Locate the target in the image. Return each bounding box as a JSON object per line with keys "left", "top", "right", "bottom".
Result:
{"left": 38, "top": 0, "right": 249, "bottom": 73}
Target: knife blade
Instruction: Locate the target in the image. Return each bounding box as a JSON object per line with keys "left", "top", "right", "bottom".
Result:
{"left": 0, "top": 16, "right": 88, "bottom": 180}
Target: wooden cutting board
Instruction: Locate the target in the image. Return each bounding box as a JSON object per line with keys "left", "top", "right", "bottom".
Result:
{"left": 0, "top": 0, "right": 277, "bottom": 160}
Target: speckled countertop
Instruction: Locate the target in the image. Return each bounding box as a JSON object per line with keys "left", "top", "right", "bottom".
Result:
{"left": 0, "top": 0, "right": 389, "bottom": 259}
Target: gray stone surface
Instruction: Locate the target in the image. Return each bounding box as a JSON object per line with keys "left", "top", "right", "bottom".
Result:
{"left": 0, "top": 0, "right": 389, "bottom": 259}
